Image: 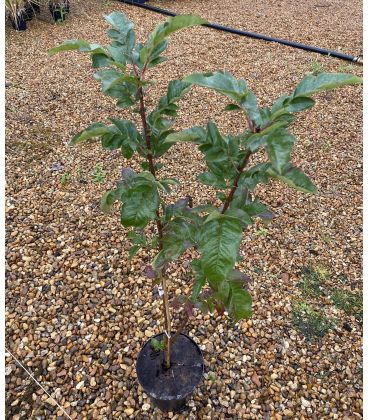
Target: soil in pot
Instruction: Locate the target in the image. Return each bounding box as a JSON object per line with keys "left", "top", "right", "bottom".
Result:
{"left": 11, "top": 12, "right": 27, "bottom": 31}
{"left": 136, "top": 333, "right": 204, "bottom": 412}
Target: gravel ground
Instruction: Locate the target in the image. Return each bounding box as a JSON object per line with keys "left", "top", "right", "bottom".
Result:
{"left": 5, "top": 0, "right": 362, "bottom": 418}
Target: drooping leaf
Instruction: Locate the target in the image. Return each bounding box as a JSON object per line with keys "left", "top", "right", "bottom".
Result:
{"left": 292, "top": 73, "right": 362, "bottom": 98}
{"left": 120, "top": 183, "right": 160, "bottom": 228}
{"left": 198, "top": 216, "right": 242, "bottom": 283}
{"left": 191, "top": 259, "right": 206, "bottom": 301}
{"left": 197, "top": 172, "right": 227, "bottom": 189}
{"left": 265, "top": 129, "right": 296, "bottom": 173}
{"left": 164, "top": 126, "right": 207, "bottom": 144}
{"left": 184, "top": 71, "right": 247, "bottom": 102}
{"left": 285, "top": 96, "right": 316, "bottom": 112}
{"left": 238, "top": 163, "right": 271, "bottom": 191}
{"left": 48, "top": 39, "right": 105, "bottom": 56}
{"left": 227, "top": 280, "right": 252, "bottom": 321}
{"left": 70, "top": 123, "right": 111, "bottom": 145}
{"left": 267, "top": 165, "right": 317, "bottom": 194}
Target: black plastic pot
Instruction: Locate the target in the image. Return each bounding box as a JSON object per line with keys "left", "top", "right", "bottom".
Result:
{"left": 136, "top": 333, "right": 204, "bottom": 412}
{"left": 30, "top": 1, "right": 41, "bottom": 14}
{"left": 11, "top": 12, "right": 27, "bottom": 31}
{"left": 49, "top": 1, "right": 70, "bottom": 22}
{"left": 24, "top": 3, "right": 35, "bottom": 20}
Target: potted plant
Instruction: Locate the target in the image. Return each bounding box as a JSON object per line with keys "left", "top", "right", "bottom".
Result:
{"left": 26, "top": 0, "right": 41, "bottom": 17}
{"left": 48, "top": 0, "right": 69, "bottom": 22}
{"left": 49, "top": 12, "right": 362, "bottom": 412}
{"left": 6, "top": 0, "right": 27, "bottom": 31}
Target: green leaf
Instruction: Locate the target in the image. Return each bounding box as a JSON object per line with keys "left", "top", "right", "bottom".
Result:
{"left": 151, "top": 337, "right": 165, "bottom": 351}
{"left": 293, "top": 73, "right": 362, "bottom": 98}
{"left": 110, "top": 119, "right": 142, "bottom": 155}
{"left": 127, "top": 230, "right": 147, "bottom": 246}
{"left": 128, "top": 244, "right": 140, "bottom": 260}
{"left": 227, "top": 280, "right": 252, "bottom": 321}
{"left": 162, "top": 217, "right": 196, "bottom": 262}
{"left": 94, "top": 70, "right": 139, "bottom": 107}
{"left": 91, "top": 53, "right": 110, "bottom": 68}
{"left": 121, "top": 184, "right": 160, "bottom": 228}
{"left": 70, "top": 123, "right": 111, "bottom": 145}
{"left": 100, "top": 190, "right": 117, "bottom": 213}
{"left": 48, "top": 39, "right": 99, "bottom": 56}
{"left": 286, "top": 97, "right": 316, "bottom": 112}
{"left": 267, "top": 165, "right": 317, "bottom": 194}
{"left": 105, "top": 12, "right": 136, "bottom": 65}
{"left": 191, "top": 259, "right": 206, "bottom": 301}
{"left": 238, "top": 163, "right": 271, "bottom": 191}
{"left": 265, "top": 129, "right": 296, "bottom": 173}
{"left": 197, "top": 172, "right": 227, "bottom": 189}
{"left": 198, "top": 216, "right": 242, "bottom": 283}
{"left": 140, "top": 14, "right": 207, "bottom": 64}
{"left": 105, "top": 11, "right": 134, "bottom": 35}
{"left": 164, "top": 126, "right": 207, "bottom": 144}
{"left": 184, "top": 71, "right": 247, "bottom": 103}
{"left": 224, "top": 104, "right": 241, "bottom": 111}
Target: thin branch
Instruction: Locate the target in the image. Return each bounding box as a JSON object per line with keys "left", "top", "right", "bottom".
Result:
{"left": 221, "top": 151, "right": 251, "bottom": 214}
{"left": 137, "top": 81, "right": 171, "bottom": 367}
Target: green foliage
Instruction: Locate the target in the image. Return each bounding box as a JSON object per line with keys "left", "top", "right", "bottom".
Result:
{"left": 309, "top": 59, "right": 325, "bottom": 76}
{"left": 60, "top": 172, "right": 71, "bottom": 185}
{"left": 297, "top": 265, "right": 329, "bottom": 298}
{"left": 151, "top": 337, "right": 165, "bottom": 351}
{"left": 292, "top": 301, "right": 335, "bottom": 340}
{"left": 330, "top": 289, "right": 362, "bottom": 321}
{"left": 255, "top": 227, "right": 268, "bottom": 237}
{"left": 49, "top": 11, "right": 362, "bottom": 331}
{"left": 92, "top": 163, "right": 105, "bottom": 183}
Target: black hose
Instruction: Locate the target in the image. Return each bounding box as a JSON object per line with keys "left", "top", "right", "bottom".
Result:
{"left": 119, "top": 0, "right": 362, "bottom": 64}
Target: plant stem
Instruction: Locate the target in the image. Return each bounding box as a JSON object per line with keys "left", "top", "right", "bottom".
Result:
{"left": 221, "top": 151, "right": 251, "bottom": 213}
{"left": 137, "top": 84, "right": 171, "bottom": 368}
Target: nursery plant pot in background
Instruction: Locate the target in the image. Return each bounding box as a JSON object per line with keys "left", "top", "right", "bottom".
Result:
{"left": 49, "top": 1, "right": 70, "bottom": 22}
{"left": 11, "top": 12, "right": 27, "bottom": 31}
{"left": 30, "top": 1, "right": 40, "bottom": 13}
{"left": 24, "top": 3, "right": 35, "bottom": 20}
{"left": 136, "top": 333, "right": 204, "bottom": 412}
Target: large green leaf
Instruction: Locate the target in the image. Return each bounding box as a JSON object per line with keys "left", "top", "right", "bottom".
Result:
{"left": 161, "top": 217, "right": 197, "bottom": 261}
{"left": 268, "top": 165, "right": 317, "bottom": 194}
{"left": 70, "top": 123, "right": 112, "bottom": 145}
{"left": 227, "top": 280, "right": 252, "bottom": 321}
{"left": 48, "top": 39, "right": 105, "bottom": 56}
{"left": 191, "top": 259, "right": 206, "bottom": 301}
{"left": 293, "top": 73, "right": 362, "bottom": 98}
{"left": 197, "top": 172, "right": 227, "bottom": 189}
{"left": 164, "top": 126, "right": 207, "bottom": 144}
{"left": 110, "top": 119, "right": 142, "bottom": 155}
{"left": 198, "top": 215, "right": 242, "bottom": 283}
{"left": 105, "top": 12, "right": 136, "bottom": 65}
{"left": 184, "top": 71, "right": 247, "bottom": 103}
{"left": 121, "top": 184, "right": 160, "bottom": 228}
{"left": 48, "top": 40, "right": 110, "bottom": 68}
{"left": 238, "top": 163, "right": 271, "bottom": 191}
{"left": 94, "top": 70, "right": 140, "bottom": 107}
{"left": 265, "top": 129, "right": 296, "bottom": 173}
{"left": 140, "top": 15, "right": 207, "bottom": 65}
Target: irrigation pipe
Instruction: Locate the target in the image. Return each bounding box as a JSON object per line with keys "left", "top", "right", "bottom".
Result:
{"left": 119, "top": 0, "right": 362, "bottom": 64}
